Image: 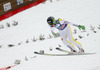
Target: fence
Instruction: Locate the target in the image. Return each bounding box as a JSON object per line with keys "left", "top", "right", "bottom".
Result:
{"left": 0, "top": 0, "right": 46, "bottom": 21}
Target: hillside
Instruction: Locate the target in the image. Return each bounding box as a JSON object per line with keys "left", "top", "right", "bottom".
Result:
{"left": 0, "top": 0, "right": 100, "bottom": 70}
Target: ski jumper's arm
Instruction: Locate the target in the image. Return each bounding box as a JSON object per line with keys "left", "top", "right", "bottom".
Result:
{"left": 50, "top": 26, "right": 55, "bottom": 34}
{"left": 68, "top": 22, "right": 79, "bottom": 27}
{"left": 65, "top": 20, "right": 85, "bottom": 30}
{"left": 49, "top": 25, "right": 57, "bottom": 36}
{"left": 57, "top": 18, "right": 79, "bottom": 27}
{"left": 64, "top": 20, "right": 79, "bottom": 27}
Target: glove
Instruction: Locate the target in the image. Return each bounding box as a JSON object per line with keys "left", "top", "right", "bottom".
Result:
{"left": 52, "top": 32, "right": 56, "bottom": 36}
{"left": 78, "top": 25, "right": 85, "bottom": 30}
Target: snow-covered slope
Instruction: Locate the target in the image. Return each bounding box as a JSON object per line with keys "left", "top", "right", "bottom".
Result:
{"left": 0, "top": 0, "right": 100, "bottom": 70}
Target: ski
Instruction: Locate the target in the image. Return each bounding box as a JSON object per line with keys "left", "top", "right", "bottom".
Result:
{"left": 56, "top": 47, "right": 96, "bottom": 55}
{"left": 56, "top": 47, "right": 77, "bottom": 54}
{"left": 34, "top": 52, "right": 70, "bottom": 56}
{"left": 34, "top": 51, "right": 95, "bottom": 56}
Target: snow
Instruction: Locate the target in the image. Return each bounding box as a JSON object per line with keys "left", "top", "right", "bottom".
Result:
{"left": 0, "top": 0, "right": 100, "bottom": 70}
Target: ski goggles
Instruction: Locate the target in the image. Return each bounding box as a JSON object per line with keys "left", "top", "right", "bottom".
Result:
{"left": 48, "top": 22, "right": 53, "bottom": 25}
{"left": 49, "top": 21, "right": 57, "bottom": 25}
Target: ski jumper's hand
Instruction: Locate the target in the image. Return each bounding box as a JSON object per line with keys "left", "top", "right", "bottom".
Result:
{"left": 78, "top": 25, "right": 85, "bottom": 30}
{"left": 52, "top": 32, "right": 56, "bottom": 36}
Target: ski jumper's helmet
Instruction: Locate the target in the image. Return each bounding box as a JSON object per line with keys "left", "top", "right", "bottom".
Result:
{"left": 47, "top": 16, "right": 55, "bottom": 25}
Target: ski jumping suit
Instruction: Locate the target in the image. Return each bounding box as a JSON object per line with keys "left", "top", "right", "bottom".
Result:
{"left": 49, "top": 18, "right": 83, "bottom": 51}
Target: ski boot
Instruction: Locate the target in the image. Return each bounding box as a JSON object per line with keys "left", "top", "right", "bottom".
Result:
{"left": 78, "top": 48, "right": 85, "bottom": 53}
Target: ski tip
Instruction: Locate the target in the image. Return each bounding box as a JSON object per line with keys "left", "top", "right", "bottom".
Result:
{"left": 34, "top": 52, "right": 38, "bottom": 54}
{"left": 56, "top": 47, "right": 60, "bottom": 50}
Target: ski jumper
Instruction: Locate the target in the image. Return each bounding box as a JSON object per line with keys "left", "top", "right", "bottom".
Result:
{"left": 49, "top": 18, "right": 83, "bottom": 51}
